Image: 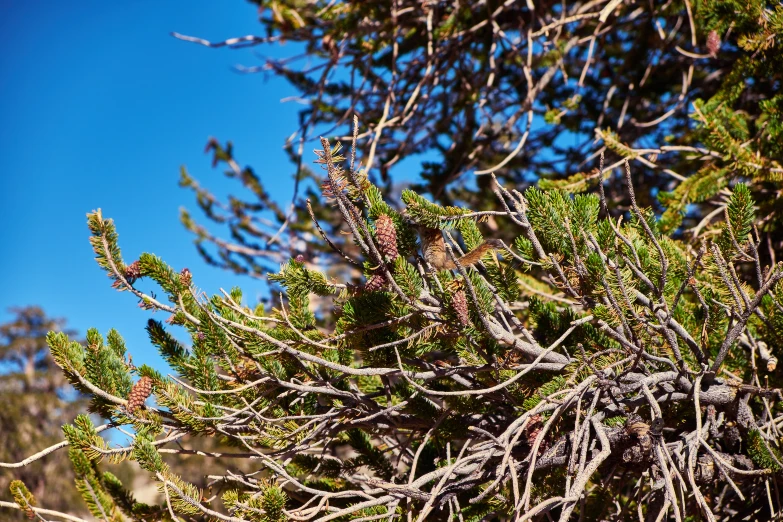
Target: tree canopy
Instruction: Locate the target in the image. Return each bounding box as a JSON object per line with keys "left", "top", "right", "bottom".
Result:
{"left": 4, "top": 1, "right": 783, "bottom": 521}
{"left": 177, "top": 0, "right": 782, "bottom": 280}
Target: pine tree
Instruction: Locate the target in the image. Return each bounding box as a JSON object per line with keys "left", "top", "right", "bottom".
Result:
{"left": 5, "top": 1, "right": 783, "bottom": 520}
{"left": 0, "top": 307, "right": 87, "bottom": 520}
{"left": 7, "top": 134, "right": 783, "bottom": 520}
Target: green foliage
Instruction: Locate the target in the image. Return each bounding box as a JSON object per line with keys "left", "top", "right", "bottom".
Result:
{"left": 73, "top": 466, "right": 120, "bottom": 520}
{"left": 85, "top": 329, "right": 133, "bottom": 408}
{"left": 401, "top": 189, "right": 471, "bottom": 229}
{"left": 223, "top": 483, "right": 288, "bottom": 522}
{"left": 9, "top": 480, "right": 35, "bottom": 517}
{"left": 258, "top": 483, "right": 288, "bottom": 522}
{"left": 48, "top": 327, "right": 134, "bottom": 418}
{"left": 344, "top": 429, "right": 395, "bottom": 480}
{"left": 513, "top": 236, "right": 534, "bottom": 263}
{"left": 717, "top": 183, "right": 755, "bottom": 257}
{"left": 484, "top": 257, "right": 520, "bottom": 303}
{"left": 132, "top": 434, "right": 165, "bottom": 474}
{"left": 63, "top": 415, "right": 118, "bottom": 464}
{"left": 391, "top": 257, "right": 423, "bottom": 298}
{"left": 87, "top": 210, "right": 129, "bottom": 289}
{"left": 269, "top": 258, "right": 337, "bottom": 329}
{"left": 525, "top": 188, "right": 599, "bottom": 262}
{"left": 538, "top": 167, "right": 607, "bottom": 193}
{"left": 746, "top": 428, "right": 782, "bottom": 472}
{"left": 522, "top": 375, "right": 567, "bottom": 411}
{"left": 658, "top": 167, "right": 728, "bottom": 233}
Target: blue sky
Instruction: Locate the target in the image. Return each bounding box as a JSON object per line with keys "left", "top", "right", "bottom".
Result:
{"left": 0, "top": 1, "right": 306, "bottom": 370}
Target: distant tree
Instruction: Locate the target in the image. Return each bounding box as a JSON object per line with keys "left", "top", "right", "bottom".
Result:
{"left": 0, "top": 307, "right": 86, "bottom": 520}
{"left": 0, "top": 308, "right": 257, "bottom": 520}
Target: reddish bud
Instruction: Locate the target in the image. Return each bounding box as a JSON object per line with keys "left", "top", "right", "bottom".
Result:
{"left": 125, "top": 261, "right": 141, "bottom": 282}
{"left": 707, "top": 31, "right": 720, "bottom": 57}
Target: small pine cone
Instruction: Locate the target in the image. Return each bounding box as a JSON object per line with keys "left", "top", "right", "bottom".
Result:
{"left": 375, "top": 215, "right": 399, "bottom": 260}
{"left": 125, "top": 261, "right": 141, "bottom": 282}
{"left": 294, "top": 254, "right": 305, "bottom": 263}
{"left": 707, "top": 30, "right": 720, "bottom": 57}
{"left": 127, "top": 376, "right": 154, "bottom": 414}
{"left": 451, "top": 290, "right": 470, "bottom": 327}
{"left": 363, "top": 272, "right": 388, "bottom": 292}
{"left": 113, "top": 261, "right": 141, "bottom": 289}
{"left": 527, "top": 426, "right": 544, "bottom": 446}
{"left": 179, "top": 268, "right": 192, "bottom": 286}
{"left": 525, "top": 414, "right": 546, "bottom": 449}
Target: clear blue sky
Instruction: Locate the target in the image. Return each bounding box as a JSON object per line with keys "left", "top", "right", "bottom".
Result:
{"left": 0, "top": 1, "right": 304, "bottom": 370}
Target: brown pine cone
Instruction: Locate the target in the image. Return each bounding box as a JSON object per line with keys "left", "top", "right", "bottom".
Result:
{"left": 375, "top": 215, "right": 399, "bottom": 260}
{"left": 363, "top": 272, "right": 388, "bottom": 292}
{"left": 125, "top": 261, "right": 141, "bottom": 281}
{"left": 180, "top": 267, "right": 192, "bottom": 286}
{"left": 127, "top": 376, "right": 154, "bottom": 413}
{"left": 451, "top": 290, "right": 470, "bottom": 327}
{"left": 525, "top": 414, "right": 548, "bottom": 452}
{"left": 114, "top": 260, "right": 141, "bottom": 289}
